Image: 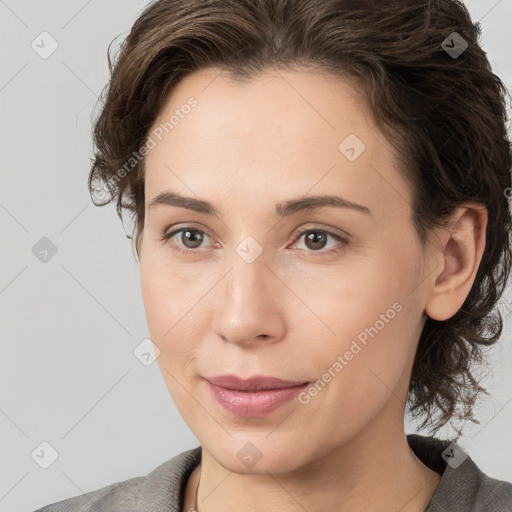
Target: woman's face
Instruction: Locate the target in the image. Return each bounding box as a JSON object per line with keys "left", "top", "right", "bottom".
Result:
{"left": 139, "top": 67, "right": 433, "bottom": 473}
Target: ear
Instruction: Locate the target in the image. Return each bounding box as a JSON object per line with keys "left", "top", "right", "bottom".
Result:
{"left": 424, "top": 203, "right": 487, "bottom": 321}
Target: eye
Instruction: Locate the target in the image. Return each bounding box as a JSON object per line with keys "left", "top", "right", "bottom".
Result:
{"left": 161, "top": 226, "right": 348, "bottom": 256}
{"left": 290, "top": 229, "right": 348, "bottom": 256}
{"left": 161, "top": 227, "right": 213, "bottom": 255}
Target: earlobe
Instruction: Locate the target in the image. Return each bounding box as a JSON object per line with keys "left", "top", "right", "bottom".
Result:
{"left": 425, "top": 203, "right": 487, "bottom": 322}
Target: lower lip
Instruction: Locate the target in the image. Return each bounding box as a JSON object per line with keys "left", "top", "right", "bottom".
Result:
{"left": 205, "top": 380, "right": 310, "bottom": 417}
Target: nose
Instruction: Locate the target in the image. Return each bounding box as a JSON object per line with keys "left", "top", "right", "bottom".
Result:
{"left": 210, "top": 249, "right": 286, "bottom": 348}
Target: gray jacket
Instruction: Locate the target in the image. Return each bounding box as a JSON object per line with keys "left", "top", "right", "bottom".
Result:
{"left": 33, "top": 434, "right": 512, "bottom": 511}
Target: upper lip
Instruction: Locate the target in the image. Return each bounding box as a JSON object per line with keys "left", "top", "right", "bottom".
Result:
{"left": 205, "top": 374, "right": 310, "bottom": 391}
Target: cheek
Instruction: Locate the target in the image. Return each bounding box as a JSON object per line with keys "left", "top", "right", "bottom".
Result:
{"left": 140, "top": 249, "right": 202, "bottom": 326}
{"left": 299, "top": 253, "right": 418, "bottom": 405}
{"left": 140, "top": 267, "right": 172, "bottom": 340}
{"left": 141, "top": 267, "right": 203, "bottom": 412}
{"left": 341, "top": 302, "right": 413, "bottom": 387}
{"left": 140, "top": 262, "right": 202, "bottom": 361}
{"left": 314, "top": 295, "right": 411, "bottom": 389}
{"left": 296, "top": 301, "right": 415, "bottom": 441}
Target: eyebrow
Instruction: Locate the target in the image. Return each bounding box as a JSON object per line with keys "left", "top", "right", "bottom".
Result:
{"left": 148, "top": 190, "right": 372, "bottom": 216}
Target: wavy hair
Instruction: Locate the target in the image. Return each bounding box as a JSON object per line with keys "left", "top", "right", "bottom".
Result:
{"left": 88, "top": 0, "right": 512, "bottom": 437}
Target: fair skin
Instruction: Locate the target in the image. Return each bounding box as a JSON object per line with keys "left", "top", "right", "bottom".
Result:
{"left": 137, "top": 66, "right": 487, "bottom": 511}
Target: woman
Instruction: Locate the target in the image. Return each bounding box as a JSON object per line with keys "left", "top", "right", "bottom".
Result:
{"left": 35, "top": 0, "right": 512, "bottom": 510}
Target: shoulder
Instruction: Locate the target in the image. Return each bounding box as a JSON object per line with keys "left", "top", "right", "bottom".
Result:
{"left": 32, "top": 477, "right": 145, "bottom": 512}
{"left": 32, "top": 446, "right": 202, "bottom": 512}
{"left": 430, "top": 462, "right": 512, "bottom": 512}
{"left": 459, "top": 463, "right": 512, "bottom": 512}
{"left": 490, "top": 479, "right": 512, "bottom": 507}
{"left": 407, "top": 434, "right": 512, "bottom": 511}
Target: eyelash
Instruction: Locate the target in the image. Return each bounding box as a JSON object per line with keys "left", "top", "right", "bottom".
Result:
{"left": 161, "top": 226, "right": 348, "bottom": 257}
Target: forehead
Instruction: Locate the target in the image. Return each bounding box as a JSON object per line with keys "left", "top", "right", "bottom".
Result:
{"left": 144, "top": 67, "right": 410, "bottom": 222}
{"left": 149, "top": 66, "right": 373, "bottom": 150}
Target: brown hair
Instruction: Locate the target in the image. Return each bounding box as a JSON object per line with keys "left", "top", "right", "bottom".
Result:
{"left": 89, "top": 0, "right": 512, "bottom": 437}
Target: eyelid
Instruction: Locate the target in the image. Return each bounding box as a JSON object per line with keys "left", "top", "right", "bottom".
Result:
{"left": 163, "top": 223, "right": 210, "bottom": 239}
{"left": 290, "top": 224, "right": 351, "bottom": 242}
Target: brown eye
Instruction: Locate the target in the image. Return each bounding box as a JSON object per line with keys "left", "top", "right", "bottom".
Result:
{"left": 304, "top": 231, "right": 329, "bottom": 250}
{"left": 162, "top": 227, "right": 211, "bottom": 254}
{"left": 292, "top": 229, "right": 348, "bottom": 255}
{"left": 179, "top": 229, "right": 204, "bottom": 249}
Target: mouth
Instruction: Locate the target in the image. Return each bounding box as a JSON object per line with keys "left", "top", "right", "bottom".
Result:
{"left": 203, "top": 374, "right": 311, "bottom": 417}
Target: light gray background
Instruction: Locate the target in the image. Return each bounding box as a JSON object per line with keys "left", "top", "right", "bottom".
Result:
{"left": 1, "top": 1, "right": 511, "bottom": 511}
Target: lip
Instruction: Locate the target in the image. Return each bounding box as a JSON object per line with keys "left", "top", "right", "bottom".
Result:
{"left": 204, "top": 375, "right": 310, "bottom": 417}
{"left": 205, "top": 374, "right": 308, "bottom": 391}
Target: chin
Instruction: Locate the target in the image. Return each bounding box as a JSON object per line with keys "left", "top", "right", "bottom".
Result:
{"left": 203, "top": 433, "right": 316, "bottom": 476}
